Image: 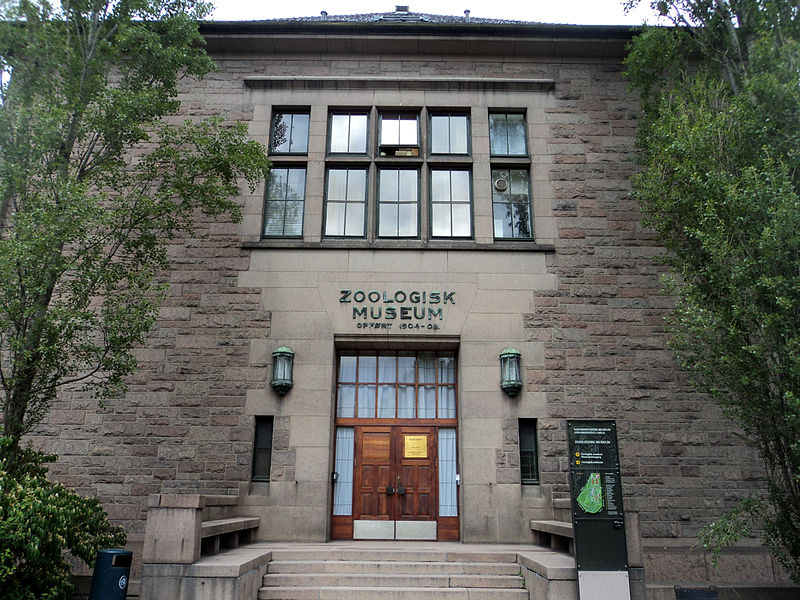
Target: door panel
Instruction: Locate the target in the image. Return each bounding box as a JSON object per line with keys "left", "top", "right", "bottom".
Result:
{"left": 355, "top": 428, "right": 393, "bottom": 521}
{"left": 397, "top": 428, "right": 437, "bottom": 521}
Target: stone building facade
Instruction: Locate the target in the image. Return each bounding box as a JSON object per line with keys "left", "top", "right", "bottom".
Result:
{"left": 32, "top": 8, "right": 791, "bottom": 593}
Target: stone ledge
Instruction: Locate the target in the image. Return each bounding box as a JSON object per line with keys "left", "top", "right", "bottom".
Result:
{"left": 530, "top": 520, "right": 574, "bottom": 538}
{"left": 202, "top": 517, "right": 261, "bottom": 539}
{"left": 516, "top": 550, "right": 576, "bottom": 580}
{"left": 244, "top": 75, "right": 556, "bottom": 92}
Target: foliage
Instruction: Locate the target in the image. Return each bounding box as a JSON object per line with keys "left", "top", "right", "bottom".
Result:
{"left": 0, "top": 437, "right": 126, "bottom": 600}
{"left": 0, "top": 0, "right": 270, "bottom": 471}
{"left": 625, "top": 0, "right": 800, "bottom": 580}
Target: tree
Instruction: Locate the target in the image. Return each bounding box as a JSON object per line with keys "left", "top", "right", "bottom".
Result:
{"left": 0, "top": 0, "right": 270, "bottom": 473}
{"left": 625, "top": 0, "right": 800, "bottom": 580}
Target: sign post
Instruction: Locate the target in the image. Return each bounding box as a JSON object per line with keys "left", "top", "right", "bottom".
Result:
{"left": 567, "top": 420, "right": 631, "bottom": 600}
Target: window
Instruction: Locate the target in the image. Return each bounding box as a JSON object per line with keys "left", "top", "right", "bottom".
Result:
{"left": 378, "top": 169, "right": 418, "bottom": 237}
{"left": 270, "top": 111, "right": 309, "bottom": 154}
{"left": 263, "top": 167, "right": 306, "bottom": 237}
{"left": 492, "top": 168, "right": 532, "bottom": 239}
{"left": 519, "top": 419, "right": 539, "bottom": 484}
{"left": 489, "top": 112, "right": 527, "bottom": 156}
{"left": 329, "top": 112, "right": 368, "bottom": 154}
{"left": 252, "top": 416, "right": 273, "bottom": 482}
{"left": 336, "top": 351, "right": 456, "bottom": 420}
{"left": 431, "top": 169, "right": 471, "bottom": 238}
{"left": 324, "top": 168, "right": 367, "bottom": 237}
{"left": 430, "top": 114, "right": 469, "bottom": 155}
{"left": 379, "top": 112, "right": 419, "bottom": 156}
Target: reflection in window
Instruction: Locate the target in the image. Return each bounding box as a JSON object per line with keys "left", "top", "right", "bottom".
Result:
{"left": 270, "top": 112, "right": 309, "bottom": 154}
{"left": 431, "top": 114, "right": 468, "bottom": 154}
{"left": 489, "top": 113, "right": 527, "bottom": 156}
{"left": 325, "top": 168, "right": 367, "bottom": 237}
{"left": 329, "top": 113, "right": 368, "bottom": 153}
{"left": 380, "top": 113, "right": 418, "bottom": 154}
{"left": 263, "top": 167, "right": 306, "bottom": 237}
{"left": 431, "top": 169, "right": 471, "bottom": 238}
{"left": 492, "top": 168, "right": 532, "bottom": 239}
{"left": 378, "top": 169, "right": 418, "bottom": 237}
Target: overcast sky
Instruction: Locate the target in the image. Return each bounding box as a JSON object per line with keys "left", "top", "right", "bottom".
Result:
{"left": 210, "top": 1, "right": 663, "bottom": 26}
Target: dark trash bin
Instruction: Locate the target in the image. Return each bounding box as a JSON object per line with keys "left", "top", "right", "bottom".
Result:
{"left": 88, "top": 549, "right": 132, "bottom": 600}
{"left": 675, "top": 586, "right": 718, "bottom": 600}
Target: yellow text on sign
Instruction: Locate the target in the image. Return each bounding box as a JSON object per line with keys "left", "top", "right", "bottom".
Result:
{"left": 404, "top": 435, "right": 427, "bottom": 458}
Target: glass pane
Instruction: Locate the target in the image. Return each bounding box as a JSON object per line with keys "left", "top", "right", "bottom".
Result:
{"left": 491, "top": 168, "right": 509, "bottom": 202}
{"left": 344, "top": 202, "right": 365, "bottom": 236}
{"left": 339, "top": 355, "right": 357, "bottom": 381}
{"left": 287, "top": 168, "right": 306, "bottom": 200}
{"left": 510, "top": 169, "right": 529, "bottom": 196}
{"left": 418, "top": 352, "right": 436, "bottom": 383}
{"left": 284, "top": 201, "right": 303, "bottom": 236}
{"left": 489, "top": 113, "right": 508, "bottom": 155}
{"left": 264, "top": 202, "right": 285, "bottom": 236}
{"left": 377, "top": 385, "right": 396, "bottom": 418}
{"left": 493, "top": 202, "right": 513, "bottom": 238}
{"left": 399, "top": 117, "right": 417, "bottom": 145}
{"left": 358, "top": 385, "right": 376, "bottom": 418}
{"left": 325, "top": 202, "right": 345, "bottom": 236}
{"left": 431, "top": 116, "right": 448, "bottom": 154}
{"left": 271, "top": 114, "right": 290, "bottom": 153}
{"left": 378, "top": 355, "right": 396, "bottom": 382}
{"left": 419, "top": 385, "right": 436, "bottom": 418}
{"left": 333, "top": 428, "right": 354, "bottom": 515}
{"left": 451, "top": 203, "right": 471, "bottom": 237}
{"left": 399, "top": 170, "right": 417, "bottom": 202}
{"left": 450, "top": 116, "right": 468, "bottom": 154}
{"left": 252, "top": 448, "right": 272, "bottom": 480}
{"left": 438, "top": 429, "right": 458, "bottom": 516}
{"left": 398, "top": 386, "right": 415, "bottom": 418}
{"left": 350, "top": 114, "right": 368, "bottom": 153}
{"left": 398, "top": 355, "right": 415, "bottom": 383}
{"left": 327, "top": 169, "right": 347, "bottom": 201}
{"left": 431, "top": 170, "right": 449, "bottom": 201}
{"left": 380, "top": 170, "right": 399, "bottom": 201}
{"left": 438, "top": 355, "right": 455, "bottom": 383}
{"left": 451, "top": 170, "right": 470, "bottom": 200}
{"left": 379, "top": 204, "right": 398, "bottom": 237}
{"left": 381, "top": 117, "right": 399, "bottom": 145}
{"left": 398, "top": 203, "right": 417, "bottom": 237}
{"left": 347, "top": 169, "right": 366, "bottom": 201}
{"left": 507, "top": 113, "right": 526, "bottom": 155}
{"left": 337, "top": 384, "right": 355, "bottom": 418}
{"left": 432, "top": 204, "right": 450, "bottom": 237}
{"left": 513, "top": 201, "right": 532, "bottom": 238}
{"left": 330, "top": 115, "right": 349, "bottom": 152}
{"left": 267, "top": 168, "right": 288, "bottom": 200}
{"left": 358, "top": 355, "right": 376, "bottom": 381}
{"left": 438, "top": 387, "right": 456, "bottom": 418}
{"left": 290, "top": 114, "right": 309, "bottom": 153}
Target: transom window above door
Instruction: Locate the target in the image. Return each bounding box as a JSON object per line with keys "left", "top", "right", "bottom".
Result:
{"left": 336, "top": 351, "right": 457, "bottom": 421}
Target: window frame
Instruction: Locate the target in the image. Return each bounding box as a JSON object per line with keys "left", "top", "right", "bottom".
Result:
{"left": 252, "top": 416, "right": 274, "bottom": 482}
{"left": 378, "top": 111, "right": 420, "bottom": 156}
{"left": 429, "top": 112, "right": 471, "bottom": 156}
{"left": 376, "top": 167, "right": 421, "bottom": 239}
{"left": 429, "top": 168, "right": 473, "bottom": 239}
{"left": 491, "top": 167, "right": 533, "bottom": 240}
{"left": 269, "top": 110, "right": 310, "bottom": 155}
{"left": 323, "top": 166, "right": 369, "bottom": 238}
{"left": 262, "top": 166, "right": 307, "bottom": 238}
{"left": 519, "top": 418, "right": 540, "bottom": 485}
{"left": 489, "top": 111, "right": 528, "bottom": 157}
{"left": 327, "top": 110, "right": 370, "bottom": 155}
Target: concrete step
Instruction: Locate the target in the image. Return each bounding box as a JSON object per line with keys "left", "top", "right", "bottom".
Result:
{"left": 262, "top": 572, "right": 524, "bottom": 589}
{"left": 268, "top": 559, "right": 521, "bottom": 575}
{"left": 268, "top": 548, "right": 518, "bottom": 563}
{"left": 258, "top": 586, "right": 529, "bottom": 600}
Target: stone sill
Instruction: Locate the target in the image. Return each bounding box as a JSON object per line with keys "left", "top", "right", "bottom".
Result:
{"left": 243, "top": 239, "right": 555, "bottom": 252}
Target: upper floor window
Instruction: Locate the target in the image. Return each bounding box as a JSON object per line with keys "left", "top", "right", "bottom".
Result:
{"left": 324, "top": 168, "right": 367, "bottom": 237}
{"left": 329, "top": 112, "right": 369, "bottom": 154}
{"left": 431, "top": 169, "right": 471, "bottom": 238}
{"left": 379, "top": 112, "right": 419, "bottom": 156}
{"left": 489, "top": 112, "right": 527, "bottom": 156}
{"left": 430, "top": 114, "right": 469, "bottom": 155}
{"left": 270, "top": 111, "right": 309, "bottom": 154}
{"left": 378, "top": 169, "right": 419, "bottom": 238}
{"left": 492, "top": 168, "right": 532, "bottom": 239}
{"left": 263, "top": 167, "right": 306, "bottom": 237}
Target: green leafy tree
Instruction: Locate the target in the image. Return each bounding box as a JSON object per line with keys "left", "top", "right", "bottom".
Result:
{"left": 0, "top": 0, "right": 270, "bottom": 473}
{"left": 625, "top": 0, "right": 800, "bottom": 580}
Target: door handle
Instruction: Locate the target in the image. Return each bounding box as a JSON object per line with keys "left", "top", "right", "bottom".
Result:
{"left": 386, "top": 486, "right": 395, "bottom": 495}
{"left": 397, "top": 486, "right": 406, "bottom": 495}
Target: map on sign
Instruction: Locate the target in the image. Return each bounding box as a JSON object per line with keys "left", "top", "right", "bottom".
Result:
{"left": 576, "top": 472, "right": 604, "bottom": 514}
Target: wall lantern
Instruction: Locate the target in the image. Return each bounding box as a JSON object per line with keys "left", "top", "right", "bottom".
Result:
{"left": 499, "top": 348, "right": 522, "bottom": 397}
{"left": 271, "top": 347, "right": 294, "bottom": 395}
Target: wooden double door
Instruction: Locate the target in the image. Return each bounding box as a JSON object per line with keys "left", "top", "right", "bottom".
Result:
{"left": 330, "top": 425, "right": 457, "bottom": 541}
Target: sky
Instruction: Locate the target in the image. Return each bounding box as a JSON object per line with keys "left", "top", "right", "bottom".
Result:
{"left": 210, "top": 0, "right": 663, "bottom": 26}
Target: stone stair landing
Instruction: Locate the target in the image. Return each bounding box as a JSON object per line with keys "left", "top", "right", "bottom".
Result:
{"left": 258, "top": 544, "right": 528, "bottom": 600}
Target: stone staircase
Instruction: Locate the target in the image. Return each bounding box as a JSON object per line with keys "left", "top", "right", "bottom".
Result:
{"left": 258, "top": 546, "right": 528, "bottom": 599}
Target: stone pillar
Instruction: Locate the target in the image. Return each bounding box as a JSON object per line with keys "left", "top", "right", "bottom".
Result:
{"left": 142, "top": 494, "right": 204, "bottom": 564}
